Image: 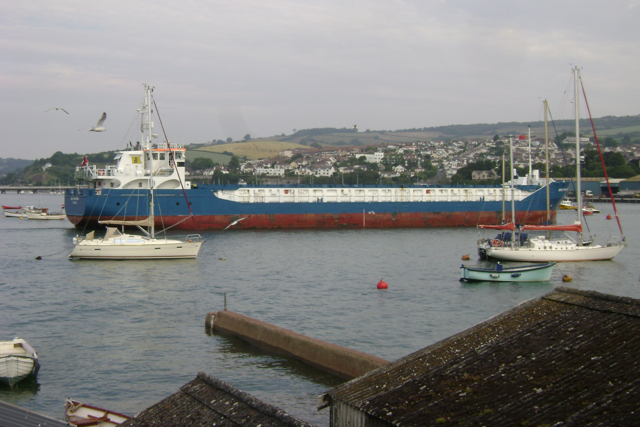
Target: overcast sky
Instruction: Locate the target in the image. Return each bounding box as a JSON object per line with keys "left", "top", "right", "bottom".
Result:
{"left": 2, "top": 0, "right": 639, "bottom": 159}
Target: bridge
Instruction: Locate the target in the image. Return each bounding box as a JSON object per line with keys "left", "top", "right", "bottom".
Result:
{"left": 0, "top": 186, "right": 78, "bottom": 194}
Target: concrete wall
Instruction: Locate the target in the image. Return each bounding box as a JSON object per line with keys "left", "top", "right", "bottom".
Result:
{"left": 206, "top": 310, "right": 389, "bottom": 380}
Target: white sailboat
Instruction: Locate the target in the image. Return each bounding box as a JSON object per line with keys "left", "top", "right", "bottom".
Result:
{"left": 486, "top": 68, "right": 624, "bottom": 262}
{"left": 69, "top": 85, "right": 205, "bottom": 260}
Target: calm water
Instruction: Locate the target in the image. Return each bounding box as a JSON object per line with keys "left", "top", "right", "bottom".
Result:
{"left": 1, "top": 193, "right": 639, "bottom": 426}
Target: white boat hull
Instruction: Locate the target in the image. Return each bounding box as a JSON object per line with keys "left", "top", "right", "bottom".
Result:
{"left": 69, "top": 233, "right": 203, "bottom": 260}
{"left": 65, "top": 399, "right": 131, "bottom": 426}
{"left": 461, "top": 262, "right": 555, "bottom": 282}
{"left": 3, "top": 211, "right": 24, "bottom": 218}
{"left": 0, "top": 338, "right": 39, "bottom": 386}
{"left": 26, "top": 212, "right": 66, "bottom": 220}
{"left": 486, "top": 241, "right": 624, "bottom": 262}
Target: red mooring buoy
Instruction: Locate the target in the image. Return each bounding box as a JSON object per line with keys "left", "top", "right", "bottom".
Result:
{"left": 377, "top": 278, "right": 388, "bottom": 289}
{"left": 606, "top": 214, "right": 612, "bottom": 220}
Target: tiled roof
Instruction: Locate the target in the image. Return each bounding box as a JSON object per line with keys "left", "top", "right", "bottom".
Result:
{"left": 321, "top": 287, "right": 640, "bottom": 426}
{"left": 122, "top": 372, "right": 314, "bottom": 427}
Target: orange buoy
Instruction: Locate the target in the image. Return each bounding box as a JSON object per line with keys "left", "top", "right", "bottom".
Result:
{"left": 606, "top": 214, "right": 612, "bottom": 220}
{"left": 461, "top": 254, "right": 470, "bottom": 261}
{"left": 377, "top": 278, "right": 388, "bottom": 289}
{"left": 562, "top": 275, "right": 573, "bottom": 282}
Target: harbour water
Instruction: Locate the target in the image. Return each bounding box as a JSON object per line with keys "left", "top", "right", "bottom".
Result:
{"left": 1, "top": 193, "right": 639, "bottom": 426}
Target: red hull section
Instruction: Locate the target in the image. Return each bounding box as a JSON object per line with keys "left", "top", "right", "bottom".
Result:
{"left": 68, "top": 210, "right": 556, "bottom": 231}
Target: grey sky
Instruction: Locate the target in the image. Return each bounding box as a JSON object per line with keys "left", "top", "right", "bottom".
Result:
{"left": 2, "top": 0, "right": 638, "bottom": 159}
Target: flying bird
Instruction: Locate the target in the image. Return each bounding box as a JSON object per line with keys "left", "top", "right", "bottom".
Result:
{"left": 45, "top": 107, "right": 69, "bottom": 114}
{"left": 223, "top": 215, "right": 251, "bottom": 230}
{"left": 90, "top": 112, "right": 107, "bottom": 132}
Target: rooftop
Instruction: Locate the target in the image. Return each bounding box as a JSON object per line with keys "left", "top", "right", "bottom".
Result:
{"left": 321, "top": 287, "right": 640, "bottom": 426}
{"left": 121, "top": 372, "right": 315, "bottom": 427}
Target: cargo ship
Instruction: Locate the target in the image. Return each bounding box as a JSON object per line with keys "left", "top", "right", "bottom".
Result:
{"left": 64, "top": 87, "right": 568, "bottom": 231}
{"left": 64, "top": 148, "right": 568, "bottom": 230}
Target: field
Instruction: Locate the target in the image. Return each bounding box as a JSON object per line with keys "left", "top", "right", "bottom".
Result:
{"left": 191, "top": 140, "right": 309, "bottom": 161}
{"left": 595, "top": 125, "right": 640, "bottom": 136}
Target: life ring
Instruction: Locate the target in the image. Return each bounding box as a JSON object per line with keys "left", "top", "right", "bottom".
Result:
{"left": 98, "top": 170, "right": 105, "bottom": 176}
{"left": 491, "top": 239, "right": 503, "bottom": 247}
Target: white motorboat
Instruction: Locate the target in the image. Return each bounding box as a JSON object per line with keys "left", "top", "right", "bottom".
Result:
{"left": 486, "top": 68, "right": 624, "bottom": 262}
{"left": 0, "top": 338, "right": 40, "bottom": 387}
{"left": 3, "top": 210, "right": 24, "bottom": 218}
{"left": 69, "top": 85, "right": 205, "bottom": 260}
{"left": 65, "top": 398, "right": 131, "bottom": 426}
{"left": 25, "top": 206, "right": 66, "bottom": 220}
{"left": 582, "top": 202, "right": 600, "bottom": 215}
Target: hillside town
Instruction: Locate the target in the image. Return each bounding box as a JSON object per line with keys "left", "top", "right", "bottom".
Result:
{"left": 195, "top": 136, "right": 640, "bottom": 181}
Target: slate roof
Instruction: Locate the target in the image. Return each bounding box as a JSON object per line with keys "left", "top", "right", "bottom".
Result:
{"left": 320, "top": 287, "right": 640, "bottom": 426}
{"left": 0, "top": 400, "right": 68, "bottom": 427}
{"left": 121, "top": 372, "right": 315, "bottom": 427}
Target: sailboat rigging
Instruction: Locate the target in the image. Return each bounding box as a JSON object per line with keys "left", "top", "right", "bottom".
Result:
{"left": 69, "top": 84, "right": 205, "bottom": 260}
{"left": 485, "top": 67, "right": 624, "bottom": 262}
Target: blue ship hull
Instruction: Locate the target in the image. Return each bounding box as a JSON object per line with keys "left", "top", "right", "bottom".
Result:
{"left": 65, "top": 181, "right": 569, "bottom": 230}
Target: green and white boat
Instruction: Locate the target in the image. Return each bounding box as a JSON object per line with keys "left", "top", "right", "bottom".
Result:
{"left": 460, "top": 262, "right": 556, "bottom": 282}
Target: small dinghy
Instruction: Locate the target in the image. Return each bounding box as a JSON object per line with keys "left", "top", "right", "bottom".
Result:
{"left": 460, "top": 262, "right": 556, "bottom": 282}
{"left": 0, "top": 338, "right": 40, "bottom": 386}
{"left": 65, "top": 398, "right": 132, "bottom": 426}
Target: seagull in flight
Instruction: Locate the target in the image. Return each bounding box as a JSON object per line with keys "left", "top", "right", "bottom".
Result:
{"left": 223, "top": 215, "right": 251, "bottom": 230}
{"left": 90, "top": 112, "right": 107, "bottom": 132}
{"left": 45, "top": 107, "right": 69, "bottom": 114}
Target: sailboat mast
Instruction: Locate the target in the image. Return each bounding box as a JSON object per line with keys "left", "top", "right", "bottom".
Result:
{"left": 544, "top": 99, "right": 550, "bottom": 236}
{"left": 528, "top": 125, "right": 532, "bottom": 181}
{"left": 502, "top": 154, "right": 505, "bottom": 224}
{"left": 144, "top": 84, "right": 155, "bottom": 239}
{"left": 574, "top": 67, "right": 583, "bottom": 245}
{"left": 509, "top": 136, "right": 516, "bottom": 246}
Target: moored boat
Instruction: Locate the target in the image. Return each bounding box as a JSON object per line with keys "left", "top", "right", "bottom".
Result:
{"left": 64, "top": 139, "right": 568, "bottom": 231}
{"left": 68, "top": 226, "right": 204, "bottom": 260}
{"left": 582, "top": 202, "right": 600, "bottom": 215}
{"left": 26, "top": 206, "right": 66, "bottom": 220}
{"left": 68, "top": 85, "right": 205, "bottom": 260}
{"left": 1, "top": 205, "right": 22, "bottom": 210}
{"left": 460, "top": 262, "right": 556, "bottom": 282}
{"left": 65, "top": 398, "right": 131, "bottom": 426}
{"left": 3, "top": 210, "right": 24, "bottom": 218}
{"left": 485, "top": 68, "right": 624, "bottom": 262}
{"left": 558, "top": 199, "right": 577, "bottom": 210}
{"left": 0, "top": 338, "right": 40, "bottom": 387}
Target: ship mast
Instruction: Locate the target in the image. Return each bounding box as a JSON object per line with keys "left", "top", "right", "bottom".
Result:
{"left": 574, "top": 67, "right": 583, "bottom": 245}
